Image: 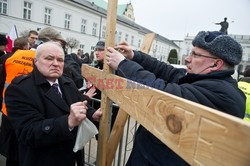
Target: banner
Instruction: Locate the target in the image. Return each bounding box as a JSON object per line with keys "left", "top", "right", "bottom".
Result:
{"left": 6, "top": 25, "right": 18, "bottom": 52}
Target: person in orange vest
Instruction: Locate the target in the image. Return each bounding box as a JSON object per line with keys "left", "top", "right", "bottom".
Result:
{"left": 0, "top": 37, "right": 30, "bottom": 107}
{"left": 0, "top": 36, "right": 31, "bottom": 166}
{"left": 0, "top": 27, "right": 67, "bottom": 166}
{"left": 5, "top": 42, "right": 101, "bottom": 166}
{"left": 0, "top": 27, "right": 98, "bottom": 166}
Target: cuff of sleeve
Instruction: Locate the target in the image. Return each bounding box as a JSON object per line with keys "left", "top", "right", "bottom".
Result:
{"left": 61, "top": 115, "right": 76, "bottom": 134}
{"left": 118, "top": 59, "right": 128, "bottom": 69}
{"left": 132, "top": 51, "right": 142, "bottom": 62}
{"left": 55, "top": 115, "right": 77, "bottom": 138}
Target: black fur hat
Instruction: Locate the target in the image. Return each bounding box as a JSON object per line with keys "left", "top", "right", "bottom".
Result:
{"left": 192, "top": 31, "right": 242, "bottom": 65}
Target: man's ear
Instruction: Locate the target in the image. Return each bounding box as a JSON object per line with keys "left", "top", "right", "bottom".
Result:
{"left": 212, "top": 59, "right": 224, "bottom": 70}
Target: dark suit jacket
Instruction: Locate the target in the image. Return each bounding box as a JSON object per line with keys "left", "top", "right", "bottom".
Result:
{"left": 5, "top": 66, "right": 95, "bottom": 166}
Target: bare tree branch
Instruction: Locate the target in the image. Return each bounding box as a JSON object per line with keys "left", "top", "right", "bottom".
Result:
{"left": 66, "top": 37, "right": 80, "bottom": 53}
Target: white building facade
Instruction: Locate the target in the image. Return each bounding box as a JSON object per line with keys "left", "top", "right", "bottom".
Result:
{"left": 0, "top": 0, "right": 179, "bottom": 62}
{"left": 174, "top": 34, "right": 250, "bottom": 73}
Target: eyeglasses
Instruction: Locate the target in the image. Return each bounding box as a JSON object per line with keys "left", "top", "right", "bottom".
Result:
{"left": 189, "top": 51, "right": 218, "bottom": 59}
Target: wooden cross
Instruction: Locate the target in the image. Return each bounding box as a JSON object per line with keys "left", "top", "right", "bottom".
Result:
{"left": 82, "top": 0, "right": 250, "bottom": 165}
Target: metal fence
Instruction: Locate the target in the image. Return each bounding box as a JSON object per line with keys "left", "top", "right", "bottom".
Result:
{"left": 84, "top": 98, "right": 138, "bottom": 166}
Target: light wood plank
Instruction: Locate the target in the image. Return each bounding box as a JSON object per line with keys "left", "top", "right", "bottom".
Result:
{"left": 83, "top": 65, "right": 250, "bottom": 166}
{"left": 140, "top": 33, "right": 155, "bottom": 53}
{"left": 105, "top": 33, "right": 155, "bottom": 165}
{"left": 106, "top": 109, "right": 128, "bottom": 166}
{"left": 96, "top": 0, "right": 118, "bottom": 165}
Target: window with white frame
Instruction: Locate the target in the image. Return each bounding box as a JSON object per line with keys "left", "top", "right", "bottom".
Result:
{"left": 101, "top": 25, "right": 106, "bottom": 39}
{"left": 0, "top": 0, "right": 7, "bottom": 15}
{"left": 81, "top": 19, "right": 87, "bottom": 33}
{"left": 23, "top": 1, "right": 32, "bottom": 20}
{"left": 64, "top": 14, "right": 71, "bottom": 29}
{"left": 118, "top": 31, "right": 122, "bottom": 43}
{"left": 131, "top": 35, "right": 134, "bottom": 46}
{"left": 92, "top": 22, "right": 97, "bottom": 36}
{"left": 44, "top": 8, "right": 51, "bottom": 25}
{"left": 80, "top": 44, "right": 84, "bottom": 49}
{"left": 125, "top": 33, "right": 129, "bottom": 42}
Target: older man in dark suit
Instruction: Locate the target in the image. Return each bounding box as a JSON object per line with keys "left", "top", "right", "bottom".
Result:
{"left": 5, "top": 42, "right": 101, "bottom": 166}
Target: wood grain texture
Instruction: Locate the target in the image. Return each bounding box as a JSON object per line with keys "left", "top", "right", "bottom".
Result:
{"left": 105, "top": 32, "right": 155, "bottom": 165}
{"left": 140, "top": 33, "right": 155, "bottom": 53}
{"left": 106, "top": 109, "right": 128, "bottom": 166}
{"left": 82, "top": 65, "right": 250, "bottom": 166}
{"left": 96, "top": 0, "right": 118, "bottom": 165}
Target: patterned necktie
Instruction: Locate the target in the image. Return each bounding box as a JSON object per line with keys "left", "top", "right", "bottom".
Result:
{"left": 52, "top": 83, "right": 62, "bottom": 98}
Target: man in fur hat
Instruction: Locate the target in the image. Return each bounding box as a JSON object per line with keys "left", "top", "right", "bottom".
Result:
{"left": 106, "top": 31, "right": 245, "bottom": 165}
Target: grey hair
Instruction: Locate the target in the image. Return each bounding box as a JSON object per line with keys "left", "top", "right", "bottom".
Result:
{"left": 35, "top": 41, "right": 64, "bottom": 59}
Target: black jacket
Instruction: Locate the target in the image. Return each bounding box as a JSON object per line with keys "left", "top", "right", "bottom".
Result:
{"left": 64, "top": 54, "right": 83, "bottom": 89}
{"left": 5, "top": 66, "right": 95, "bottom": 166}
{"left": 0, "top": 52, "right": 13, "bottom": 108}
{"left": 118, "top": 51, "right": 245, "bottom": 165}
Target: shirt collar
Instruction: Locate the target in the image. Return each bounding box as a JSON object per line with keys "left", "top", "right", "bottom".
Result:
{"left": 47, "top": 79, "right": 59, "bottom": 86}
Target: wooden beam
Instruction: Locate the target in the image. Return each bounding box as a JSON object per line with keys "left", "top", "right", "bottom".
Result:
{"left": 106, "top": 108, "right": 128, "bottom": 165}
{"left": 105, "top": 33, "right": 155, "bottom": 165}
{"left": 82, "top": 65, "right": 250, "bottom": 166}
{"left": 140, "top": 33, "right": 155, "bottom": 53}
{"left": 96, "top": 0, "right": 118, "bottom": 165}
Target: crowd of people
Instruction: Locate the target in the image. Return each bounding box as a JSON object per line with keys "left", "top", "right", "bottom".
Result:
{"left": 0, "top": 27, "right": 102, "bottom": 166}
{"left": 0, "top": 25, "right": 249, "bottom": 166}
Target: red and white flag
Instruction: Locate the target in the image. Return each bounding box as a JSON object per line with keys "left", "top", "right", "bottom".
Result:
{"left": 6, "top": 25, "right": 18, "bottom": 52}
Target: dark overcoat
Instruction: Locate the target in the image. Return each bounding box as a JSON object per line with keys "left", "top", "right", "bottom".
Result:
{"left": 5, "top": 66, "right": 95, "bottom": 166}
{"left": 118, "top": 51, "right": 246, "bottom": 166}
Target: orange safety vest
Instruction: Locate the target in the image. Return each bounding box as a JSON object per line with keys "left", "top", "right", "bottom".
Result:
{"left": 2, "top": 50, "right": 35, "bottom": 116}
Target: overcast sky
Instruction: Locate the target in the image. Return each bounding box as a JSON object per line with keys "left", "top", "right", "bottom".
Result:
{"left": 105, "top": 0, "right": 250, "bottom": 40}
